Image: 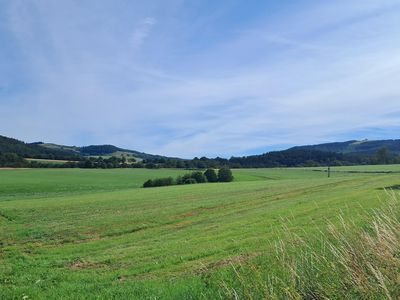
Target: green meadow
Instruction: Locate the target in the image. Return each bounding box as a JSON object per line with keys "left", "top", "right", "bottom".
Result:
{"left": 1, "top": 166, "right": 399, "bottom": 299}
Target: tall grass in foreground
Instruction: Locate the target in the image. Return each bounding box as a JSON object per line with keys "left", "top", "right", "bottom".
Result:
{"left": 219, "top": 191, "right": 400, "bottom": 299}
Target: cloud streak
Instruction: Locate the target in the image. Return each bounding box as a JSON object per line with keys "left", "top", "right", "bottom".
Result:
{"left": 131, "top": 17, "right": 156, "bottom": 49}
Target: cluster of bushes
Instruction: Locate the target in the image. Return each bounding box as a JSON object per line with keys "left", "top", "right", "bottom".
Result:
{"left": 143, "top": 177, "right": 174, "bottom": 188}
{"left": 143, "top": 168, "right": 233, "bottom": 188}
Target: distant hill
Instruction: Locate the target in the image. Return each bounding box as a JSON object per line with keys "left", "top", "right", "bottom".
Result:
{"left": 228, "top": 148, "right": 351, "bottom": 168}
{"left": 291, "top": 139, "right": 400, "bottom": 155}
{"left": 39, "top": 143, "right": 174, "bottom": 161}
{"left": 0, "top": 135, "right": 80, "bottom": 160}
{"left": 0, "top": 134, "right": 174, "bottom": 163}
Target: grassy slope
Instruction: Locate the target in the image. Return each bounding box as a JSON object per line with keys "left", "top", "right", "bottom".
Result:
{"left": 25, "top": 158, "right": 75, "bottom": 164}
{"left": 0, "top": 166, "right": 399, "bottom": 298}
{"left": 88, "top": 151, "right": 142, "bottom": 160}
{"left": 310, "top": 164, "right": 400, "bottom": 172}
{"left": 39, "top": 143, "right": 163, "bottom": 161}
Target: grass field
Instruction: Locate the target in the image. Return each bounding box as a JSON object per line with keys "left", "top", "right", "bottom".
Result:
{"left": 0, "top": 166, "right": 399, "bottom": 299}
{"left": 25, "top": 158, "right": 76, "bottom": 165}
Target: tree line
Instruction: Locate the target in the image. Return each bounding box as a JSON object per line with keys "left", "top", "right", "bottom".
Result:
{"left": 143, "top": 168, "right": 233, "bottom": 188}
{"left": 1, "top": 134, "right": 400, "bottom": 170}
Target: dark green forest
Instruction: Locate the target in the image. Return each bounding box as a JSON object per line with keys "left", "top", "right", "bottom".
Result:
{"left": 0, "top": 136, "right": 80, "bottom": 160}
{"left": 292, "top": 139, "right": 400, "bottom": 155}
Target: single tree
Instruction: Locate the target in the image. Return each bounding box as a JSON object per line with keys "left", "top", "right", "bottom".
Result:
{"left": 204, "top": 168, "right": 218, "bottom": 182}
{"left": 180, "top": 173, "right": 193, "bottom": 184}
{"left": 176, "top": 175, "right": 184, "bottom": 185}
{"left": 376, "top": 147, "right": 390, "bottom": 164}
{"left": 218, "top": 167, "right": 234, "bottom": 182}
{"left": 190, "top": 171, "right": 207, "bottom": 183}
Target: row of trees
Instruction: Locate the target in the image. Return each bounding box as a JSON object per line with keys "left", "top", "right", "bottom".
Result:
{"left": 2, "top": 144, "right": 400, "bottom": 169}
{"left": 0, "top": 154, "right": 141, "bottom": 169}
{"left": 0, "top": 153, "right": 27, "bottom": 168}
{"left": 140, "top": 148, "right": 400, "bottom": 169}
{"left": 143, "top": 168, "right": 233, "bottom": 188}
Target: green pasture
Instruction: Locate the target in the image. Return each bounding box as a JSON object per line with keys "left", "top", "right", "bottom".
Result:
{"left": 0, "top": 169, "right": 187, "bottom": 201}
{"left": 0, "top": 166, "right": 399, "bottom": 298}
{"left": 310, "top": 164, "right": 400, "bottom": 172}
{"left": 26, "top": 158, "right": 74, "bottom": 165}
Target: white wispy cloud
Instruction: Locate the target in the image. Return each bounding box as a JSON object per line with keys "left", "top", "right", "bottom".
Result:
{"left": 131, "top": 17, "right": 156, "bottom": 49}
{"left": 1, "top": 0, "right": 400, "bottom": 157}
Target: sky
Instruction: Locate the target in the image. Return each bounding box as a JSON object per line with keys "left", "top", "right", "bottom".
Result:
{"left": 1, "top": 0, "right": 400, "bottom": 158}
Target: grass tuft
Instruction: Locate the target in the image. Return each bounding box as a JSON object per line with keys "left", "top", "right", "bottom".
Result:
{"left": 221, "top": 191, "right": 400, "bottom": 299}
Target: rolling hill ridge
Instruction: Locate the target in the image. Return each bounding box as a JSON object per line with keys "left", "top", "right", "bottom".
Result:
{"left": 0, "top": 135, "right": 173, "bottom": 161}
{"left": 291, "top": 139, "right": 400, "bottom": 155}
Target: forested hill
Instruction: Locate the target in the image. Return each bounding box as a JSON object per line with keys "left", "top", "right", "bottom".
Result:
{"left": 0, "top": 135, "right": 80, "bottom": 160}
{"left": 0, "top": 134, "right": 174, "bottom": 160}
{"left": 291, "top": 139, "right": 400, "bottom": 155}
{"left": 41, "top": 143, "right": 173, "bottom": 160}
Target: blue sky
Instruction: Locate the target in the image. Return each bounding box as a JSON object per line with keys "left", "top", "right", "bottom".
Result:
{"left": 1, "top": 0, "right": 400, "bottom": 158}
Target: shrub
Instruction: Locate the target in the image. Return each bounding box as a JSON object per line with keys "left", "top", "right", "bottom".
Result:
{"left": 176, "top": 175, "right": 184, "bottom": 185}
{"left": 181, "top": 173, "right": 193, "bottom": 184}
{"left": 143, "top": 177, "right": 174, "bottom": 188}
{"left": 152, "top": 177, "right": 174, "bottom": 187}
{"left": 204, "top": 168, "right": 218, "bottom": 182}
{"left": 143, "top": 179, "right": 153, "bottom": 188}
{"left": 218, "top": 167, "right": 234, "bottom": 182}
{"left": 191, "top": 171, "right": 207, "bottom": 183}
{"left": 184, "top": 178, "right": 197, "bottom": 184}
{"left": 177, "top": 172, "right": 205, "bottom": 185}
{"left": 145, "top": 163, "right": 158, "bottom": 169}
